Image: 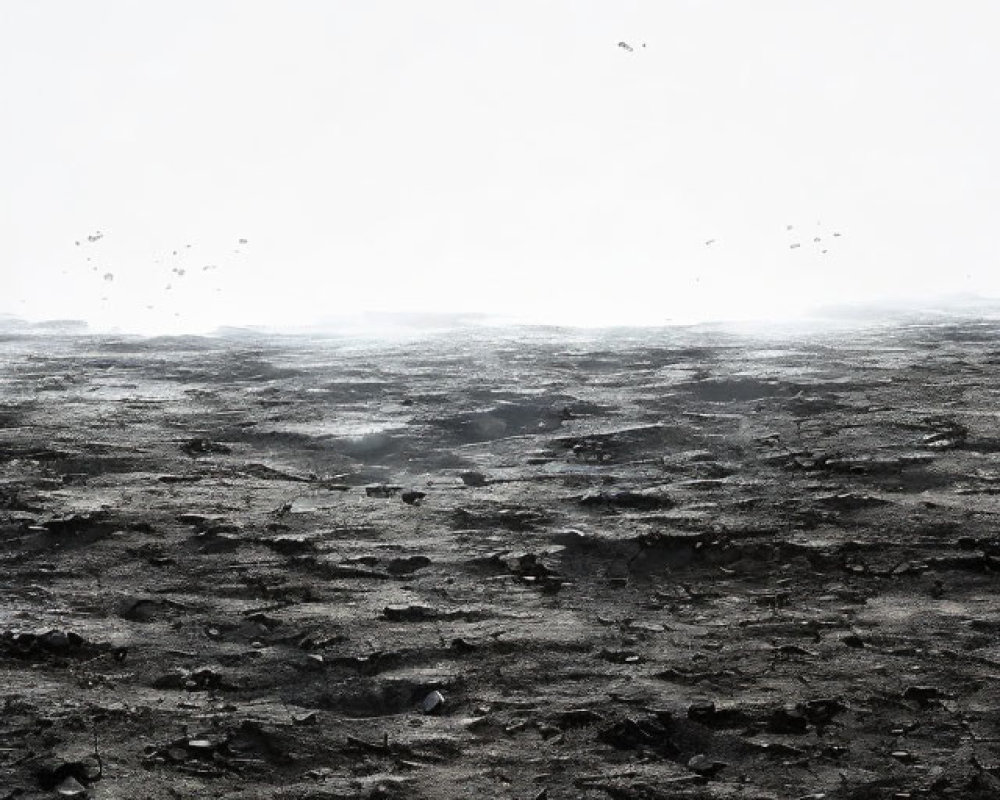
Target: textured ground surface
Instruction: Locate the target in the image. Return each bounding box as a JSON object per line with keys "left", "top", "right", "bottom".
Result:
{"left": 2, "top": 319, "right": 1000, "bottom": 799}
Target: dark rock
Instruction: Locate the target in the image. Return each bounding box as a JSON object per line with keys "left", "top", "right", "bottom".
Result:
{"left": 459, "top": 471, "right": 488, "bottom": 487}
{"left": 687, "top": 701, "right": 752, "bottom": 729}
{"left": 766, "top": 706, "right": 810, "bottom": 734}
{"left": 687, "top": 701, "right": 717, "bottom": 722}
{"left": 579, "top": 488, "right": 674, "bottom": 511}
{"left": 386, "top": 555, "right": 432, "bottom": 575}
{"left": 263, "top": 536, "right": 315, "bottom": 555}
{"left": 119, "top": 597, "right": 164, "bottom": 622}
{"left": 181, "top": 438, "right": 232, "bottom": 456}
{"left": 383, "top": 604, "right": 436, "bottom": 622}
{"left": 598, "top": 716, "right": 678, "bottom": 755}
{"left": 153, "top": 666, "right": 228, "bottom": 691}
{"left": 158, "top": 474, "right": 202, "bottom": 483}
{"left": 37, "top": 629, "right": 74, "bottom": 652}
{"left": 496, "top": 551, "right": 558, "bottom": 579}
{"left": 556, "top": 708, "right": 605, "bottom": 729}
{"left": 903, "top": 685, "right": 946, "bottom": 707}
{"left": 152, "top": 670, "right": 188, "bottom": 689}
{"left": 36, "top": 761, "right": 96, "bottom": 791}
{"left": 365, "top": 484, "right": 402, "bottom": 498}
{"left": 687, "top": 754, "right": 727, "bottom": 777}
{"left": 44, "top": 512, "right": 111, "bottom": 537}
{"left": 799, "top": 697, "right": 847, "bottom": 726}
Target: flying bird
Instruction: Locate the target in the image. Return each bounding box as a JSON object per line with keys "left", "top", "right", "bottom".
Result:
{"left": 618, "top": 41, "right": 634, "bottom": 53}
{"left": 705, "top": 239, "right": 716, "bottom": 246}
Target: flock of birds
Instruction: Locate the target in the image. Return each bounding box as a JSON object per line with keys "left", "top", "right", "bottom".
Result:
{"left": 51, "top": 42, "right": 844, "bottom": 321}
{"left": 63, "top": 216, "right": 844, "bottom": 320}
{"left": 67, "top": 231, "right": 250, "bottom": 318}
{"left": 704, "top": 222, "right": 845, "bottom": 254}
{"left": 614, "top": 41, "right": 849, "bottom": 261}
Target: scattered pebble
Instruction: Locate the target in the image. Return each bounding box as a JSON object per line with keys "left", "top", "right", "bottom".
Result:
{"left": 422, "top": 690, "right": 445, "bottom": 714}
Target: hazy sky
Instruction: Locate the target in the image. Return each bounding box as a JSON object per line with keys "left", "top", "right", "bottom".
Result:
{"left": 2, "top": 1, "right": 999, "bottom": 332}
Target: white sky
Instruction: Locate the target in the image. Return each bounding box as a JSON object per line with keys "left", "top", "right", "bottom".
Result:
{"left": 2, "top": 1, "right": 999, "bottom": 333}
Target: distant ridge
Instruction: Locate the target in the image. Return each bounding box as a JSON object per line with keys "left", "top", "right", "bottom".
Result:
{"left": 5, "top": 295, "right": 1000, "bottom": 338}
{"left": 0, "top": 315, "right": 89, "bottom": 334}
{"left": 811, "top": 293, "right": 1000, "bottom": 322}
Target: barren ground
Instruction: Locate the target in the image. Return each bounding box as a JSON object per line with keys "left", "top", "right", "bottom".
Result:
{"left": 2, "top": 319, "right": 1000, "bottom": 799}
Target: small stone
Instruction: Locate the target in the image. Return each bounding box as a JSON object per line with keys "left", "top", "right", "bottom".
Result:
{"left": 687, "top": 701, "right": 717, "bottom": 722}
{"left": 165, "top": 745, "right": 189, "bottom": 762}
{"left": 800, "top": 697, "right": 847, "bottom": 725}
{"left": 422, "top": 690, "right": 445, "bottom": 714}
{"left": 365, "top": 484, "right": 402, "bottom": 498}
{"left": 767, "top": 706, "right": 810, "bottom": 734}
{"left": 383, "top": 604, "right": 435, "bottom": 621}
{"left": 449, "top": 637, "right": 477, "bottom": 652}
{"left": 181, "top": 437, "right": 231, "bottom": 456}
{"left": 55, "top": 776, "right": 88, "bottom": 798}
{"left": 459, "top": 471, "right": 487, "bottom": 487}
{"left": 119, "top": 597, "right": 161, "bottom": 622}
{"left": 557, "top": 708, "right": 605, "bottom": 729}
{"left": 387, "top": 555, "right": 432, "bottom": 575}
{"left": 537, "top": 723, "right": 561, "bottom": 739}
{"left": 687, "top": 753, "right": 726, "bottom": 776}
{"left": 401, "top": 490, "right": 426, "bottom": 505}
{"left": 38, "top": 629, "right": 71, "bottom": 652}
{"left": 903, "top": 685, "right": 942, "bottom": 706}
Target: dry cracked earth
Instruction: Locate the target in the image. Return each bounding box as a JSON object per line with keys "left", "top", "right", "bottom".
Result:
{"left": 2, "top": 318, "right": 1000, "bottom": 800}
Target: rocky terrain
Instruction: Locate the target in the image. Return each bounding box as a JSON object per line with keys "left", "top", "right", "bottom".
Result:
{"left": 2, "top": 317, "right": 1000, "bottom": 799}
